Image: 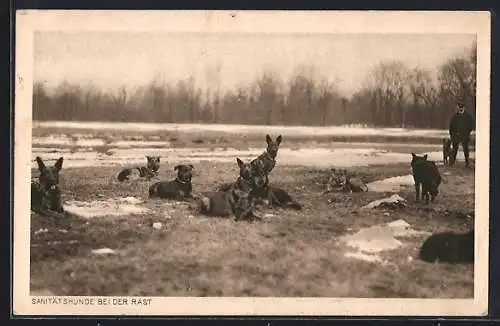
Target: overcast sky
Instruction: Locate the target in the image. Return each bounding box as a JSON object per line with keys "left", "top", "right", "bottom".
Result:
{"left": 34, "top": 32, "right": 475, "bottom": 96}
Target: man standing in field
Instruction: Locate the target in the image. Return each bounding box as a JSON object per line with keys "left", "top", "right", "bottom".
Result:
{"left": 449, "top": 101, "right": 475, "bottom": 168}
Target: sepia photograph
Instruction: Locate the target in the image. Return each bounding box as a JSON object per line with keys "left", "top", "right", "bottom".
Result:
{"left": 14, "top": 10, "right": 490, "bottom": 316}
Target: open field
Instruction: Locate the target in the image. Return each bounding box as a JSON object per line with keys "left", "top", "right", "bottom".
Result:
{"left": 29, "top": 123, "right": 476, "bottom": 298}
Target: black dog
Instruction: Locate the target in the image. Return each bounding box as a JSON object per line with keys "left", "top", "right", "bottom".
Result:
{"left": 149, "top": 164, "right": 194, "bottom": 200}
{"left": 419, "top": 229, "right": 474, "bottom": 264}
{"left": 117, "top": 156, "right": 160, "bottom": 182}
{"left": 31, "top": 156, "right": 64, "bottom": 214}
{"left": 411, "top": 153, "right": 442, "bottom": 204}
{"left": 251, "top": 134, "right": 282, "bottom": 176}
{"left": 442, "top": 138, "right": 452, "bottom": 166}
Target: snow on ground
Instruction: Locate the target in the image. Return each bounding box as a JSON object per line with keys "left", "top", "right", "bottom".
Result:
{"left": 64, "top": 197, "right": 149, "bottom": 219}
{"left": 34, "top": 121, "right": 463, "bottom": 138}
{"left": 30, "top": 145, "right": 476, "bottom": 170}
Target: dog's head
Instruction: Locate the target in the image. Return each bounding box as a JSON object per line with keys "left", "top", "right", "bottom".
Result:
{"left": 230, "top": 188, "right": 253, "bottom": 220}
{"left": 236, "top": 157, "right": 252, "bottom": 180}
{"left": 250, "top": 160, "right": 269, "bottom": 189}
{"left": 174, "top": 164, "right": 194, "bottom": 183}
{"left": 411, "top": 152, "right": 428, "bottom": 168}
{"left": 35, "top": 156, "right": 63, "bottom": 192}
{"left": 329, "top": 168, "right": 348, "bottom": 187}
{"left": 265, "top": 134, "right": 282, "bottom": 158}
{"left": 146, "top": 156, "right": 160, "bottom": 173}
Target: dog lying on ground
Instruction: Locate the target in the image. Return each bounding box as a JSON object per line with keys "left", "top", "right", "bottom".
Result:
{"left": 117, "top": 156, "right": 160, "bottom": 182}
{"left": 196, "top": 188, "right": 259, "bottom": 221}
{"left": 218, "top": 159, "right": 302, "bottom": 210}
{"left": 197, "top": 158, "right": 262, "bottom": 221}
{"left": 410, "top": 153, "right": 442, "bottom": 204}
{"left": 323, "top": 168, "right": 368, "bottom": 194}
{"left": 148, "top": 164, "right": 194, "bottom": 201}
{"left": 442, "top": 138, "right": 452, "bottom": 166}
{"left": 250, "top": 134, "right": 282, "bottom": 176}
{"left": 31, "top": 156, "right": 65, "bottom": 214}
{"left": 419, "top": 229, "right": 474, "bottom": 264}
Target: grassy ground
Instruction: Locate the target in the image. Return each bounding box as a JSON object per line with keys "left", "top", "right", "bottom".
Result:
{"left": 30, "top": 157, "right": 475, "bottom": 298}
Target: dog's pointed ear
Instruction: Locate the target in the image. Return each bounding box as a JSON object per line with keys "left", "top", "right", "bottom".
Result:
{"left": 35, "top": 156, "right": 46, "bottom": 172}
{"left": 54, "top": 157, "right": 63, "bottom": 172}
{"left": 411, "top": 152, "right": 416, "bottom": 158}
{"left": 265, "top": 134, "right": 272, "bottom": 144}
{"left": 276, "top": 135, "right": 282, "bottom": 145}
{"left": 146, "top": 156, "right": 152, "bottom": 161}
{"left": 189, "top": 164, "right": 194, "bottom": 169}
{"left": 236, "top": 158, "right": 244, "bottom": 169}
{"left": 423, "top": 154, "right": 428, "bottom": 160}
{"left": 174, "top": 165, "right": 181, "bottom": 171}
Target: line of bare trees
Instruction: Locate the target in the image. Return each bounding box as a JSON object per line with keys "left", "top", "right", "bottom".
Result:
{"left": 33, "top": 43, "right": 476, "bottom": 129}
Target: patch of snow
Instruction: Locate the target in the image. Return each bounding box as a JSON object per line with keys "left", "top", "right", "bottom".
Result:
{"left": 339, "top": 219, "right": 431, "bottom": 266}
{"left": 34, "top": 228, "right": 49, "bottom": 235}
{"left": 152, "top": 222, "right": 163, "bottom": 229}
{"left": 366, "top": 175, "right": 415, "bottom": 193}
{"left": 386, "top": 219, "right": 431, "bottom": 238}
{"left": 341, "top": 225, "right": 403, "bottom": 253}
{"left": 344, "top": 251, "right": 388, "bottom": 265}
{"left": 361, "top": 194, "right": 407, "bottom": 209}
{"left": 91, "top": 248, "right": 117, "bottom": 255}
{"left": 64, "top": 197, "right": 149, "bottom": 219}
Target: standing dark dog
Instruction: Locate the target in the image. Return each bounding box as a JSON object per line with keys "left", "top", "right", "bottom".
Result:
{"left": 117, "top": 156, "right": 160, "bottom": 182}
{"left": 442, "top": 138, "right": 452, "bottom": 166}
{"left": 419, "top": 229, "right": 474, "bottom": 264}
{"left": 31, "top": 156, "right": 64, "bottom": 214}
{"left": 148, "top": 164, "right": 194, "bottom": 200}
{"left": 410, "top": 153, "right": 442, "bottom": 204}
{"left": 251, "top": 134, "right": 282, "bottom": 176}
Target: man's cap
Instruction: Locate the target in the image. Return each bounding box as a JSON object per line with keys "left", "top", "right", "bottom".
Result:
{"left": 457, "top": 101, "right": 464, "bottom": 108}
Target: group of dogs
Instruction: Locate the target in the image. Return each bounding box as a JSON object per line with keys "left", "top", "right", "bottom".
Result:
{"left": 31, "top": 135, "right": 302, "bottom": 222}
{"left": 30, "top": 134, "right": 474, "bottom": 264}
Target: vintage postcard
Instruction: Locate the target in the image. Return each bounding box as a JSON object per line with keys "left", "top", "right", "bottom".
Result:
{"left": 14, "top": 10, "right": 490, "bottom": 316}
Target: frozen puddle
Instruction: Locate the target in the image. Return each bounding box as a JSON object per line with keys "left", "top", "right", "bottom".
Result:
{"left": 340, "top": 219, "right": 430, "bottom": 265}
{"left": 64, "top": 197, "right": 149, "bottom": 219}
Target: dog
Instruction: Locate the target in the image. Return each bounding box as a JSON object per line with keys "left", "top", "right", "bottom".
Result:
{"left": 419, "top": 229, "right": 474, "bottom": 264}
{"left": 148, "top": 164, "right": 194, "bottom": 200}
{"left": 442, "top": 138, "right": 452, "bottom": 166}
{"left": 31, "top": 156, "right": 64, "bottom": 214}
{"left": 117, "top": 156, "right": 160, "bottom": 182}
{"left": 410, "top": 153, "right": 442, "bottom": 204}
{"left": 198, "top": 158, "right": 262, "bottom": 221}
{"left": 218, "top": 158, "right": 268, "bottom": 194}
{"left": 243, "top": 159, "right": 302, "bottom": 210}
{"left": 196, "top": 188, "right": 260, "bottom": 221}
{"left": 250, "top": 134, "right": 282, "bottom": 176}
{"left": 323, "top": 168, "right": 349, "bottom": 194}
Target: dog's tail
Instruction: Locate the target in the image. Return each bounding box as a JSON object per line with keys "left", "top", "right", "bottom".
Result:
{"left": 148, "top": 182, "right": 161, "bottom": 198}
